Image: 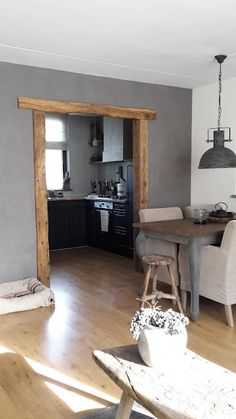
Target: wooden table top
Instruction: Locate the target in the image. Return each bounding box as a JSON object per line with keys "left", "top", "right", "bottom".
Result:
{"left": 133, "top": 218, "right": 227, "bottom": 238}
{"left": 93, "top": 344, "right": 236, "bottom": 419}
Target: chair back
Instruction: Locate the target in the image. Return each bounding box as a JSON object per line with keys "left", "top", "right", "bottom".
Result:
{"left": 139, "top": 207, "right": 183, "bottom": 222}
{"left": 221, "top": 220, "right": 236, "bottom": 255}
{"left": 219, "top": 221, "right": 236, "bottom": 285}
{"left": 184, "top": 204, "right": 215, "bottom": 219}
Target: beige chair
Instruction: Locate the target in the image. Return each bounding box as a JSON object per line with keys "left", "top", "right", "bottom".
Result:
{"left": 184, "top": 204, "right": 215, "bottom": 219}
{"left": 201, "top": 220, "right": 236, "bottom": 326}
{"left": 182, "top": 219, "right": 236, "bottom": 327}
{"left": 179, "top": 204, "right": 215, "bottom": 308}
{"left": 139, "top": 207, "right": 183, "bottom": 286}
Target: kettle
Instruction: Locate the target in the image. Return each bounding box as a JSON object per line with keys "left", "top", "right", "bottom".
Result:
{"left": 116, "top": 180, "right": 127, "bottom": 197}
{"left": 209, "top": 202, "right": 233, "bottom": 218}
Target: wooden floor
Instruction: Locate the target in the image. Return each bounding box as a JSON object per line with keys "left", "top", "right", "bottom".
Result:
{"left": 0, "top": 247, "right": 235, "bottom": 418}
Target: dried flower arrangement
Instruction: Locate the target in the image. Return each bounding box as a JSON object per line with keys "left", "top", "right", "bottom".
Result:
{"left": 130, "top": 303, "right": 189, "bottom": 340}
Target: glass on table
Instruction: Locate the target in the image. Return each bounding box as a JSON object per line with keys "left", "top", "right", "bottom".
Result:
{"left": 193, "top": 209, "right": 208, "bottom": 224}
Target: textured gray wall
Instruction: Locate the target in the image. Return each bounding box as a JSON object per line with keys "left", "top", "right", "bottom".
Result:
{"left": 0, "top": 62, "right": 192, "bottom": 283}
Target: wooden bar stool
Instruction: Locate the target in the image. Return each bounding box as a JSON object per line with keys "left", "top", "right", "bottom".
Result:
{"left": 140, "top": 255, "right": 183, "bottom": 313}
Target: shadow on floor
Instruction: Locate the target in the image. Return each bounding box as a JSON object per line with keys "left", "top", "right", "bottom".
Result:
{"left": 80, "top": 404, "right": 152, "bottom": 418}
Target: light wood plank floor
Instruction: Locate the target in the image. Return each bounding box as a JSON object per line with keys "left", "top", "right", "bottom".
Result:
{"left": 0, "top": 247, "right": 235, "bottom": 419}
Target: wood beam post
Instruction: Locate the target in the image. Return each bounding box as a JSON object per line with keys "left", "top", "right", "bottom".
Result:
{"left": 18, "top": 97, "right": 156, "bottom": 120}
{"left": 133, "top": 119, "right": 148, "bottom": 222}
{"left": 18, "top": 98, "right": 155, "bottom": 278}
{"left": 32, "top": 111, "right": 50, "bottom": 286}
{"left": 133, "top": 119, "right": 148, "bottom": 270}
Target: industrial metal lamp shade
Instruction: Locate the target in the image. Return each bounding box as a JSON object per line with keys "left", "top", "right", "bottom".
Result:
{"left": 198, "top": 54, "right": 236, "bottom": 169}
{"left": 199, "top": 130, "right": 236, "bottom": 168}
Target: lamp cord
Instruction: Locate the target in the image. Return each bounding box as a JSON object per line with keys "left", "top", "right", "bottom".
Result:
{"left": 217, "top": 62, "right": 222, "bottom": 130}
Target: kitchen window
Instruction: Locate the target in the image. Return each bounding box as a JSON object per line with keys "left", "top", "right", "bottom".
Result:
{"left": 45, "top": 114, "right": 69, "bottom": 190}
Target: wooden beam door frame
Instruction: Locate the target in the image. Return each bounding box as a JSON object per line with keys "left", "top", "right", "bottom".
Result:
{"left": 18, "top": 97, "right": 156, "bottom": 286}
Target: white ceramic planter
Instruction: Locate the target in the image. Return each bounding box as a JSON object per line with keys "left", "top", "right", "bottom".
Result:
{"left": 138, "top": 324, "right": 187, "bottom": 370}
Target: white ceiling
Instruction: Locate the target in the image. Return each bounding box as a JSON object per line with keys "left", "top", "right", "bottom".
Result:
{"left": 1, "top": 0, "right": 236, "bottom": 88}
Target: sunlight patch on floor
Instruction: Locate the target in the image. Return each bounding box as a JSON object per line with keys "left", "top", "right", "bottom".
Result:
{"left": 46, "top": 292, "right": 70, "bottom": 336}
{"left": 45, "top": 381, "right": 106, "bottom": 413}
{"left": 0, "top": 345, "right": 14, "bottom": 354}
{"left": 25, "top": 356, "right": 118, "bottom": 404}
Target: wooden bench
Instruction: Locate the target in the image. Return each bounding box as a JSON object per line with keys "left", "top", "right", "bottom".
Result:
{"left": 93, "top": 344, "right": 236, "bottom": 419}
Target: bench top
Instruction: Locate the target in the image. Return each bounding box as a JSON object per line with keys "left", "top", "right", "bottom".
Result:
{"left": 93, "top": 344, "right": 236, "bottom": 419}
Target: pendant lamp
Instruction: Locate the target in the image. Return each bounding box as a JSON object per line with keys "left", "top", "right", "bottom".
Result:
{"left": 198, "top": 55, "right": 236, "bottom": 168}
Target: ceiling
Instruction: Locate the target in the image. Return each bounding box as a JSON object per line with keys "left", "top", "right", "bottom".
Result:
{"left": 1, "top": 0, "right": 236, "bottom": 88}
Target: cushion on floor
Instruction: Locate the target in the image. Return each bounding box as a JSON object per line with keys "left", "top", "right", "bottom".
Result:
{"left": 0, "top": 277, "right": 55, "bottom": 315}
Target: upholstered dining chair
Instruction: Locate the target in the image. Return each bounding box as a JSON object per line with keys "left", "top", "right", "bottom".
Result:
{"left": 183, "top": 204, "right": 215, "bottom": 219}
{"left": 182, "top": 219, "right": 236, "bottom": 327}
{"left": 179, "top": 204, "right": 215, "bottom": 309}
{"left": 139, "top": 207, "right": 183, "bottom": 287}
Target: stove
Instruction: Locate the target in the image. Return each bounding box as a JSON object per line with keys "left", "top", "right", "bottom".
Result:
{"left": 84, "top": 194, "right": 127, "bottom": 203}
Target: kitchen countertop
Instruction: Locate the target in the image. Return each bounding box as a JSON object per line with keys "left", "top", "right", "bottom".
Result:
{"left": 84, "top": 194, "right": 128, "bottom": 203}
{"left": 48, "top": 195, "right": 128, "bottom": 203}
{"left": 48, "top": 196, "right": 85, "bottom": 201}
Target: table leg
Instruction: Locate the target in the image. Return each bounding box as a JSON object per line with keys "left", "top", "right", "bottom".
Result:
{"left": 115, "top": 391, "right": 134, "bottom": 419}
{"left": 136, "top": 231, "right": 146, "bottom": 268}
{"left": 188, "top": 238, "right": 201, "bottom": 322}
{"left": 136, "top": 231, "right": 148, "bottom": 296}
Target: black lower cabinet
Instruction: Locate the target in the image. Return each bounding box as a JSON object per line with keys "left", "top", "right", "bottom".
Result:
{"left": 86, "top": 201, "right": 133, "bottom": 258}
{"left": 48, "top": 199, "right": 133, "bottom": 257}
{"left": 112, "top": 203, "right": 133, "bottom": 257}
{"left": 86, "top": 201, "right": 113, "bottom": 251}
{"left": 48, "top": 200, "right": 87, "bottom": 250}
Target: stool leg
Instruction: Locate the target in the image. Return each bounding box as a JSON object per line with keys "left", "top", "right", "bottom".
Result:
{"left": 181, "top": 289, "right": 188, "bottom": 310}
{"left": 152, "top": 266, "right": 158, "bottom": 305}
{"left": 172, "top": 287, "right": 177, "bottom": 305}
{"left": 167, "top": 264, "right": 183, "bottom": 314}
{"left": 140, "top": 265, "right": 152, "bottom": 308}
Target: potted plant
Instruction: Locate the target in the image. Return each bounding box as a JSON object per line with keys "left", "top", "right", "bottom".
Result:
{"left": 130, "top": 303, "right": 189, "bottom": 369}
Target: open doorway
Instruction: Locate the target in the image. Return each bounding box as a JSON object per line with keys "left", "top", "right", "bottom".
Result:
{"left": 18, "top": 97, "right": 156, "bottom": 286}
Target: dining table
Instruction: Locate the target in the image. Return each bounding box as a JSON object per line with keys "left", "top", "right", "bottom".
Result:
{"left": 133, "top": 218, "right": 226, "bottom": 321}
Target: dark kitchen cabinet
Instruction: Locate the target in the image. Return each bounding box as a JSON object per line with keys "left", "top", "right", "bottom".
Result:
{"left": 86, "top": 200, "right": 113, "bottom": 251}
{"left": 86, "top": 200, "right": 133, "bottom": 257}
{"left": 48, "top": 199, "right": 86, "bottom": 250}
{"left": 112, "top": 203, "right": 133, "bottom": 257}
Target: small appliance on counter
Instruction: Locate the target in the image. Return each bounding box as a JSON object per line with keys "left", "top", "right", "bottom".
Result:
{"left": 116, "top": 179, "right": 127, "bottom": 198}
{"left": 114, "top": 165, "right": 127, "bottom": 198}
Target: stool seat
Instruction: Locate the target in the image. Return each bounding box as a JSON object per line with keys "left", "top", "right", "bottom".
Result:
{"left": 142, "top": 255, "right": 174, "bottom": 266}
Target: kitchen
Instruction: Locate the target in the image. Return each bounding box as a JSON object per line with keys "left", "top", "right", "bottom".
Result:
{"left": 47, "top": 113, "right": 134, "bottom": 257}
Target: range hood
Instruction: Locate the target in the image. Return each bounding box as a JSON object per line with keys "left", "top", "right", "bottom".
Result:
{"left": 102, "top": 117, "right": 132, "bottom": 163}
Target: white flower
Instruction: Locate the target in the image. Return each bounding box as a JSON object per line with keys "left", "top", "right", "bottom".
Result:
{"left": 130, "top": 306, "right": 189, "bottom": 340}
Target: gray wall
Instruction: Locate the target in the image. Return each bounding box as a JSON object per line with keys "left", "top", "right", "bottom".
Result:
{"left": 0, "top": 62, "right": 192, "bottom": 283}
{"left": 67, "top": 115, "right": 97, "bottom": 196}
{"left": 97, "top": 161, "right": 131, "bottom": 184}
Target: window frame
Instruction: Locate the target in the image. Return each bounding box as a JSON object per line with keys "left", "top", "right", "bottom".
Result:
{"left": 45, "top": 114, "right": 70, "bottom": 191}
